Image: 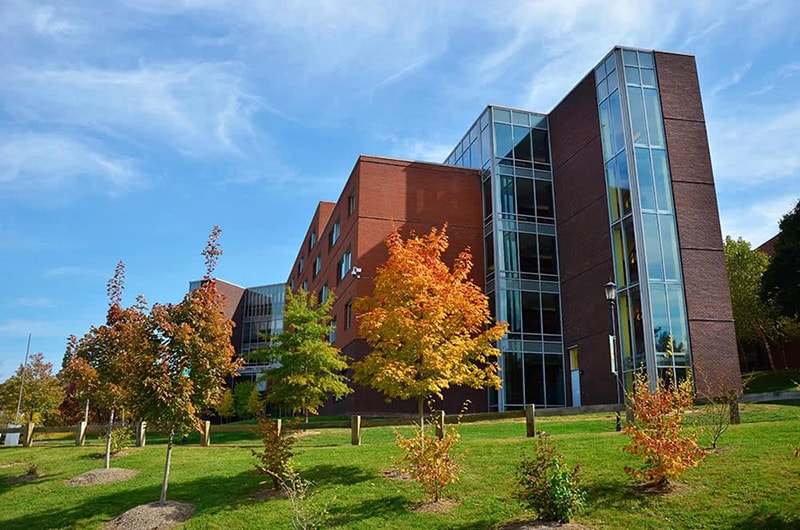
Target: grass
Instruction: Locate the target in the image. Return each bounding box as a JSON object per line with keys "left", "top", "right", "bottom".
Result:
{"left": 744, "top": 369, "right": 800, "bottom": 394}
{"left": 1, "top": 403, "right": 799, "bottom": 529}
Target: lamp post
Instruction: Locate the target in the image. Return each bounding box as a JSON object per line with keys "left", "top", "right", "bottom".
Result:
{"left": 604, "top": 282, "right": 622, "bottom": 432}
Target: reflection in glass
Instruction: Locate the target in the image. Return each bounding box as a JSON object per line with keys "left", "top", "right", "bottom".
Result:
{"left": 661, "top": 217, "right": 680, "bottom": 281}
{"left": 495, "top": 123, "right": 513, "bottom": 158}
{"left": 641, "top": 68, "right": 656, "bottom": 87}
{"left": 599, "top": 99, "right": 612, "bottom": 161}
{"left": 506, "top": 290, "right": 522, "bottom": 333}
{"left": 541, "top": 293, "right": 560, "bottom": 335}
{"left": 494, "top": 108, "right": 511, "bottom": 123}
{"left": 522, "top": 291, "right": 541, "bottom": 335}
{"left": 616, "top": 153, "right": 631, "bottom": 216}
{"left": 613, "top": 226, "right": 627, "bottom": 288}
{"left": 651, "top": 150, "right": 672, "bottom": 212}
{"left": 667, "top": 284, "right": 689, "bottom": 359}
{"left": 485, "top": 234, "right": 495, "bottom": 274}
{"left": 609, "top": 92, "right": 625, "bottom": 154}
{"left": 644, "top": 89, "right": 665, "bottom": 147}
{"left": 524, "top": 354, "right": 545, "bottom": 404}
{"left": 623, "top": 49, "right": 638, "bottom": 66}
{"left": 631, "top": 288, "right": 645, "bottom": 366}
{"left": 516, "top": 178, "right": 535, "bottom": 218}
{"left": 628, "top": 87, "right": 648, "bottom": 145}
{"left": 650, "top": 283, "right": 669, "bottom": 352}
{"left": 638, "top": 51, "right": 654, "bottom": 68}
{"left": 636, "top": 147, "right": 656, "bottom": 211}
{"left": 503, "top": 231, "right": 518, "bottom": 272}
{"left": 623, "top": 217, "right": 639, "bottom": 285}
{"left": 538, "top": 235, "right": 557, "bottom": 276}
{"left": 481, "top": 126, "right": 492, "bottom": 166}
{"left": 544, "top": 355, "right": 566, "bottom": 406}
{"left": 483, "top": 178, "right": 493, "bottom": 218}
{"left": 625, "top": 66, "right": 641, "bottom": 86}
{"left": 643, "top": 213, "right": 664, "bottom": 280}
{"left": 513, "top": 126, "right": 532, "bottom": 161}
{"left": 618, "top": 292, "right": 632, "bottom": 368}
{"left": 606, "top": 159, "right": 620, "bottom": 221}
{"left": 501, "top": 176, "right": 515, "bottom": 214}
{"left": 519, "top": 233, "right": 539, "bottom": 274}
{"left": 506, "top": 352, "right": 523, "bottom": 404}
{"left": 532, "top": 129, "right": 550, "bottom": 164}
{"left": 535, "top": 180, "right": 554, "bottom": 220}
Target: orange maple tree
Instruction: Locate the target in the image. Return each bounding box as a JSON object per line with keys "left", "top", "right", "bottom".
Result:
{"left": 623, "top": 370, "right": 705, "bottom": 486}
{"left": 353, "top": 224, "right": 507, "bottom": 427}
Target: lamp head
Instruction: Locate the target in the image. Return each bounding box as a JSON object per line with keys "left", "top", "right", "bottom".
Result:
{"left": 604, "top": 281, "right": 617, "bottom": 302}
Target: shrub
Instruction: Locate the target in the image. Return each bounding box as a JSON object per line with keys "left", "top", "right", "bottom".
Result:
{"left": 99, "top": 423, "right": 134, "bottom": 454}
{"left": 623, "top": 371, "right": 705, "bottom": 486}
{"left": 516, "top": 432, "right": 584, "bottom": 522}
{"left": 252, "top": 417, "right": 296, "bottom": 490}
{"left": 395, "top": 423, "right": 461, "bottom": 502}
{"left": 271, "top": 459, "right": 328, "bottom": 530}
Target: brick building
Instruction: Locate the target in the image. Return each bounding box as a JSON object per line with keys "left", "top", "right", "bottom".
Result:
{"left": 244, "top": 46, "right": 740, "bottom": 415}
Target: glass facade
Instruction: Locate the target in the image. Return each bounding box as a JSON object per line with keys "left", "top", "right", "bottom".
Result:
{"left": 595, "top": 47, "right": 692, "bottom": 389}
{"left": 445, "top": 106, "right": 565, "bottom": 410}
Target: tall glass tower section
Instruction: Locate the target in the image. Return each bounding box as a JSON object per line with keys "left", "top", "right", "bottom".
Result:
{"left": 445, "top": 106, "right": 565, "bottom": 410}
{"left": 594, "top": 47, "right": 692, "bottom": 390}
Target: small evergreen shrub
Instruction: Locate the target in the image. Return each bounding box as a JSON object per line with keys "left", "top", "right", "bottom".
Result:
{"left": 252, "top": 417, "right": 296, "bottom": 490}
{"left": 516, "top": 432, "right": 584, "bottom": 522}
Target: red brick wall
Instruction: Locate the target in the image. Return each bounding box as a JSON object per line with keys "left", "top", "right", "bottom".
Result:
{"left": 655, "top": 52, "right": 741, "bottom": 395}
{"left": 550, "top": 73, "right": 619, "bottom": 406}
{"left": 287, "top": 155, "right": 489, "bottom": 415}
{"left": 213, "top": 279, "right": 246, "bottom": 355}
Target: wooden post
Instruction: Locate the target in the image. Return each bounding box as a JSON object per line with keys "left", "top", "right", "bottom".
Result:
{"left": 435, "top": 410, "right": 446, "bottom": 439}
{"left": 201, "top": 420, "right": 211, "bottom": 446}
{"left": 351, "top": 415, "right": 362, "bottom": 446}
{"left": 276, "top": 419, "right": 282, "bottom": 437}
{"left": 76, "top": 421, "right": 87, "bottom": 446}
{"left": 136, "top": 421, "right": 147, "bottom": 447}
{"left": 525, "top": 404, "right": 536, "bottom": 437}
{"left": 22, "top": 422, "right": 35, "bottom": 447}
{"left": 728, "top": 391, "right": 741, "bottom": 425}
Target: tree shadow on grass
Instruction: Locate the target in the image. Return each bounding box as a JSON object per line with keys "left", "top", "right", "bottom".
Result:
{"left": 0, "top": 470, "right": 258, "bottom": 529}
{"left": 581, "top": 477, "right": 663, "bottom": 512}
{"left": 304, "top": 463, "right": 374, "bottom": 486}
{"left": 325, "top": 495, "right": 409, "bottom": 526}
{"left": 728, "top": 507, "right": 800, "bottom": 530}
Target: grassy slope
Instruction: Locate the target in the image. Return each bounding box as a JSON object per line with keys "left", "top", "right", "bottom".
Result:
{"left": 1, "top": 404, "right": 798, "bottom": 529}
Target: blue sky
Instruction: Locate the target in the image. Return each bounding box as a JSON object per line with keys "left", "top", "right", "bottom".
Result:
{"left": 2, "top": 0, "right": 799, "bottom": 379}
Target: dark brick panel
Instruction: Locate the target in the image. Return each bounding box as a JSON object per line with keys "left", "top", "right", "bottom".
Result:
{"left": 680, "top": 249, "right": 735, "bottom": 322}
{"left": 654, "top": 52, "right": 705, "bottom": 123}
{"left": 671, "top": 181, "right": 724, "bottom": 250}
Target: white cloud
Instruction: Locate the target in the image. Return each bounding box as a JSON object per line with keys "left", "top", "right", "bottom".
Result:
{"left": 45, "top": 266, "right": 106, "bottom": 278}
{"left": 0, "top": 133, "right": 139, "bottom": 195}
{"left": 0, "top": 318, "right": 65, "bottom": 338}
{"left": 13, "top": 297, "right": 57, "bottom": 309}
{"left": 2, "top": 62, "right": 263, "bottom": 157}
{"left": 709, "top": 62, "right": 753, "bottom": 96}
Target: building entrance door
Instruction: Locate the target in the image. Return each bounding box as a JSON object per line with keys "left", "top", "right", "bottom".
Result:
{"left": 569, "top": 346, "right": 580, "bottom": 407}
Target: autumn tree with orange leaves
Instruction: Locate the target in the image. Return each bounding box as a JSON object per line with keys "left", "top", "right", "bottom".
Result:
{"left": 353, "top": 225, "right": 507, "bottom": 430}
{"left": 127, "top": 226, "right": 241, "bottom": 505}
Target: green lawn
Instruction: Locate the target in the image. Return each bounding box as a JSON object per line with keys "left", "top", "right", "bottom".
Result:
{"left": 1, "top": 403, "right": 799, "bottom": 529}
{"left": 744, "top": 369, "right": 800, "bottom": 394}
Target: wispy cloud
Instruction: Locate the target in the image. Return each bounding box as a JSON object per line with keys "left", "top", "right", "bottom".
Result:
{"left": 0, "top": 318, "right": 66, "bottom": 338}
{"left": 2, "top": 62, "right": 263, "bottom": 158}
{"left": 12, "top": 297, "right": 57, "bottom": 309}
{"left": 720, "top": 195, "right": 799, "bottom": 246}
{"left": 0, "top": 133, "right": 140, "bottom": 196}
{"left": 709, "top": 62, "right": 753, "bottom": 96}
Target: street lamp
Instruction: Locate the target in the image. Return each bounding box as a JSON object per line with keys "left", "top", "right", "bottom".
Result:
{"left": 604, "top": 281, "right": 622, "bottom": 432}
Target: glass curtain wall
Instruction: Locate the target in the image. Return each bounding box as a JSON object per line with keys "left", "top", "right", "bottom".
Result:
{"left": 594, "top": 47, "right": 692, "bottom": 390}
{"left": 241, "top": 283, "right": 286, "bottom": 357}
{"left": 445, "top": 106, "right": 565, "bottom": 410}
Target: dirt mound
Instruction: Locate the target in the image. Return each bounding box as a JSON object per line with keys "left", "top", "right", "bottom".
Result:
{"left": 105, "top": 501, "right": 195, "bottom": 530}
{"left": 66, "top": 467, "right": 139, "bottom": 487}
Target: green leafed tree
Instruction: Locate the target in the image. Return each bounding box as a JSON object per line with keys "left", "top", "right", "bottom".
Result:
{"left": 353, "top": 225, "right": 507, "bottom": 430}
{"left": 247, "top": 384, "right": 264, "bottom": 418}
{"left": 762, "top": 198, "right": 800, "bottom": 320}
{"left": 0, "top": 352, "right": 64, "bottom": 426}
{"left": 234, "top": 380, "right": 256, "bottom": 419}
{"left": 724, "top": 236, "right": 800, "bottom": 372}
{"left": 256, "top": 288, "right": 351, "bottom": 422}
{"left": 127, "top": 226, "right": 241, "bottom": 505}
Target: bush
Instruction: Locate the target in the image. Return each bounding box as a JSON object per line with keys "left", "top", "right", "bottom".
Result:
{"left": 395, "top": 423, "right": 461, "bottom": 502}
{"left": 272, "top": 459, "right": 328, "bottom": 530}
{"left": 623, "top": 371, "right": 705, "bottom": 486}
{"left": 516, "top": 432, "right": 584, "bottom": 522}
{"left": 251, "top": 417, "right": 296, "bottom": 490}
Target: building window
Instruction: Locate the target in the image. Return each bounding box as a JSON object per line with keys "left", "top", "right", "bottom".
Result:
{"left": 345, "top": 300, "right": 353, "bottom": 329}
{"left": 298, "top": 257, "right": 304, "bottom": 274}
{"left": 329, "top": 317, "right": 337, "bottom": 343}
{"left": 338, "top": 247, "right": 352, "bottom": 282}
{"left": 289, "top": 279, "right": 295, "bottom": 291}
{"left": 313, "top": 255, "right": 321, "bottom": 278}
{"left": 302, "top": 280, "right": 307, "bottom": 292}
{"left": 309, "top": 230, "right": 317, "bottom": 251}
{"left": 348, "top": 190, "right": 356, "bottom": 216}
{"left": 321, "top": 283, "right": 329, "bottom": 304}
{"left": 329, "top": 219, "right": 340, "bottom": 248}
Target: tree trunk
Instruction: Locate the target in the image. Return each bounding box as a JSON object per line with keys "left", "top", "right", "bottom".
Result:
{"left": 754, "top": 322, "right": 777, "bottom": 372}
{"left": 104, "top": 408, "right": 115, "bottom": 469}
{"left": 735, "top": 338, "right": 749, "bottom": 373}
{"left": 160, "top": 430, "right": 174, "bottom": 505}
{"left": 84, "top": 399, "right": 90, "bottom": 425}
{"left": 418, "top": 397, "right": 424, "bottom": 448}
